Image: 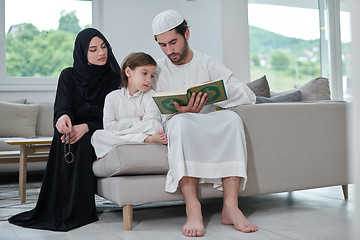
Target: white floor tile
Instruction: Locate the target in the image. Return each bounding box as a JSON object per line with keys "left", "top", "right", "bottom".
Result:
{"left": 0, "top": 185, "right": 354, "bottom": 240}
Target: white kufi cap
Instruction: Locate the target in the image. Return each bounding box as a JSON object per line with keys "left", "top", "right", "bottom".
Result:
{"left": 152, "top": 9, "right": 184, "bottom": 35}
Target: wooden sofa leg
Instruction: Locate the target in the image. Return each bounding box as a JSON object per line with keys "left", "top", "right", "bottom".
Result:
{"left": 342, "top": 185, "right": 348, "bottom": 200}
{"left": 123, "top": 205, "right": 133, "bottom": 231}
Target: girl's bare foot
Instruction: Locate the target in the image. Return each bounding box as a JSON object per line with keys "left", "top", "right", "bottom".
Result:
{"left": 144, "top": 129, "right": 168, "bottom": 144}
{"left": 221, "top": 206, "right": 258, "bottom": 233}
{"left": 182, "top": 201, "right": 205, "bottom": 237}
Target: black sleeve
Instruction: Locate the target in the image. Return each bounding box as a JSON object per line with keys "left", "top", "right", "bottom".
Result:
{"left": 53, "top": 68, "right": 75, "bottom": 128}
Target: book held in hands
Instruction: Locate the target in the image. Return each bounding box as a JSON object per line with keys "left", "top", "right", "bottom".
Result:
{"left": 152, "top": 79, "right": 227, "bottom": 114}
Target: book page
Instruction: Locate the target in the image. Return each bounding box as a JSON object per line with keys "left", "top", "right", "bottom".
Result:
{"left": 153, "top": 88, "right": 188, "bottom": 97}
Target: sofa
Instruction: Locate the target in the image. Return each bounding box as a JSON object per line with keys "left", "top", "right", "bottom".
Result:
{"left": 92, "top": 76, "right": 349, "bottom": 231}
{"left": 0, "top": 100, "right": 53, "bottom": 173}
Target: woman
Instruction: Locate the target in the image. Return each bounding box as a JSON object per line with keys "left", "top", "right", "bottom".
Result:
{"left": 8, "top": 28, "right": 121, "bottom": 231}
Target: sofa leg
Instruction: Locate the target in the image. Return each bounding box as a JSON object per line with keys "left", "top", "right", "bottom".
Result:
{"left": 342, "top": 185, "right": 348, "bottom": 200}
{"left": 123, "top": 205, "right": 133, "bottom": 231}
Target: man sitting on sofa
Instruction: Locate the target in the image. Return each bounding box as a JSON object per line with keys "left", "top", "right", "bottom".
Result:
{"left": 151, "top": 9, "right": 258, "bottom": 237}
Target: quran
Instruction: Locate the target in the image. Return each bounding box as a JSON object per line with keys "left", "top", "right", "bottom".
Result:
{"left": 152, "top": 79, "right": 227, "bottom": 114}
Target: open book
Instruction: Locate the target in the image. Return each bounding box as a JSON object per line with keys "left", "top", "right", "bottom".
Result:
{"left": 152, "top": 79, "right": 227, "bottom": 114}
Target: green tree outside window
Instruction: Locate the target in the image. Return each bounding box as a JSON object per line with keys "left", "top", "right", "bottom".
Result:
{"left": 6, "top": 11, "right": 88, "bottom": 77}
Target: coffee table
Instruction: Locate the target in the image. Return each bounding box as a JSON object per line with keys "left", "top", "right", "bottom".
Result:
{"left": 4, "top": 137, "right": 52, "bottom": 203}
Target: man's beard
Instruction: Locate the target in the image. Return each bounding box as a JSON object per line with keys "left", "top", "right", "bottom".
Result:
{"left": 167, "top": 41, "right": 189, "bottom": 64}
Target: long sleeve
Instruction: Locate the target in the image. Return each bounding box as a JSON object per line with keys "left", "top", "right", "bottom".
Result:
{"left": 53, "top": 68, "right": 111, "bottom": 135}
{"left": 216, "top": 75, "right": 256, "bottom": 108}
{"left": 207, "top": 57, "right": 256, "bottom": 108}
{"left": 103, "top": 88, "right": 162, "bottom": 132}
{"left": 135, "top": 91, "right": 161, "bottom": 122}
{"left": 103, "top": 91, "right": 141, "bottom": 131}
{"left": 53, "top": 68, "right": 76, "bottom": 128}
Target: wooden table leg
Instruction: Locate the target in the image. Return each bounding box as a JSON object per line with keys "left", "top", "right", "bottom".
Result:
{"left": 19, "top": 145, "right": 28, "bottom": 203}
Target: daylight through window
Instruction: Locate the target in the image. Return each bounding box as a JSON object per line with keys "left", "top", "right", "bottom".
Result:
{"left": 5, "top": 0, "right": 92, "bottom": 77}
{"left": 248, "top": 2, "right": 321, "bottom": 92}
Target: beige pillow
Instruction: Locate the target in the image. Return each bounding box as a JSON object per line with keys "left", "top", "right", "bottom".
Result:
{"left": 297, "top": 77, "right": 331, "bottom": 101}
{"left": 247, "top": 75, "right": 271, "bottom": 97}
{"left": 0, "top": 101, "right": 40, "bottom": 138}
{"left": 271, "top": 77, "right": 331, "bottom": 101}
{"left": 27, "top": 102, "right": 54, "bottom": 137}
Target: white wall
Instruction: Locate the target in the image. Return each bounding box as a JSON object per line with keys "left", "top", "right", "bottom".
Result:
{"left": 349, "top": 1, "right": 360, "bottom": 239}
{"left": 221, "top": 0, "right": 251, "bottom": 82}
{"left": 94, "top": 0, "right": 250, "bottom": 82}
{"left": 96, "top": 0, "right": 223, "bottom": 66}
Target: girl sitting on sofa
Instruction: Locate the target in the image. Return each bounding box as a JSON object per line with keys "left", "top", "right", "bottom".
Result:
{"left": 91, "top": 52, "right": 167, "bottom": 159}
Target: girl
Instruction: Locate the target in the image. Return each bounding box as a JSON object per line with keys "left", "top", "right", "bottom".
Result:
{"left": 9, "top": 28, "right": 121, "bottom": 231}
{"left": 91, "top": 52, "right": 167, "bottom": 159}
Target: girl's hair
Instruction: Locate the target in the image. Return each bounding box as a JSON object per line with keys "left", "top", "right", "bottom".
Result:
{"left": 120, "top": 52, "right": 157, "bottom": 88}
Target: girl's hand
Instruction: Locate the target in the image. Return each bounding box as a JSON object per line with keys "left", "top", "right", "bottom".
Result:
{"left": 61, "top": 123, "right": 89, "bottom": 144}
{"left": 56, "top": 114, "right": 72, "bottom": 134}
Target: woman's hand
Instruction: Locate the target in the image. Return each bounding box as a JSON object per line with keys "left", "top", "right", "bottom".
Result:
{"left": 56, "top": 115, "right": 89, "bottom": 144}
{"left": 60, "top": 123, "right": 89, "bottom": 144}
{"left": 173, "top": 92, "right": 208, "bottom": 113}
{"left": 56, "top": 114, "right": 72, "bottom": 134}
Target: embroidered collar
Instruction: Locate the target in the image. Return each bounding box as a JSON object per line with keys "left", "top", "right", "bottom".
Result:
{"left": 121, "top": 87, "right": 143, "bottom": 98}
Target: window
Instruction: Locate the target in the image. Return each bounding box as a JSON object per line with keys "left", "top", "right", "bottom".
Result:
{"left": 248, "top": 1, "right": 321, "bottom": 93}
{"left": 340, "top": 10, "right": 351, "bottom": 101}
{"left": 0, "top": 0, "right": 92, "bottom": 91}
{"left": 5, "top": 0, "right": 92, "bottom": 77}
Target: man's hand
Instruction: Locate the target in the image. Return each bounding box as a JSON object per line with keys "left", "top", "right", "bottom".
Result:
{"left": 173, "top": 92, "right": 208, "bottom": 113}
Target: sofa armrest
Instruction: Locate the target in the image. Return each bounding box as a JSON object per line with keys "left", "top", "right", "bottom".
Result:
{"left": 232, "top": 101, "right": 348, "bottom": 195}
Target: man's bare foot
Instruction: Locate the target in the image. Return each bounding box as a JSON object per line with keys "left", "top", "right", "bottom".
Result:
{"left": 144, "top": 129, "right": 168, "bottom": 144}
{"left": 221, "top": 206, "right": 258, "bottom": 233}
{"left": 182, "top": 201, "right": 205, "bottom": 237}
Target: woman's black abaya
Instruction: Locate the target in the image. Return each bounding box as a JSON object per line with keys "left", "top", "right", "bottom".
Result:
{"left": 8, "top": 28, "right": 120, "bottom": 231}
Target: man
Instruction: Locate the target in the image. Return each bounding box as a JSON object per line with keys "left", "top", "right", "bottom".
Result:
{"left": 152, "top": 9, "right": 258, "bottom": 237}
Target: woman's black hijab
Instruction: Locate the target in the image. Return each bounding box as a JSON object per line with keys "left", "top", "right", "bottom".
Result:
{"left": 71, "top": 28, "right": 120, "bottom": 105}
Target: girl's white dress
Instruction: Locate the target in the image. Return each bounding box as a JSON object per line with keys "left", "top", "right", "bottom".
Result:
{"left": 91, "top": 88, "right": 162, "bottom": 158}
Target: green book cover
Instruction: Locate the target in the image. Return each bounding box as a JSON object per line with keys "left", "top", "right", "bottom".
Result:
{"left": 153, "top": 79, "right": 227, "bottom": 114}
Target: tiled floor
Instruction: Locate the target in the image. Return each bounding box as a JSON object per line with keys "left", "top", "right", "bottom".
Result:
{"left": 0, "top": 184, "right": 354, "bottom": 240}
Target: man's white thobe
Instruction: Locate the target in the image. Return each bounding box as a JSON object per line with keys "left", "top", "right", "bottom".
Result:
{"left": 153, "top": 51, "right": 256, "bottom": 193}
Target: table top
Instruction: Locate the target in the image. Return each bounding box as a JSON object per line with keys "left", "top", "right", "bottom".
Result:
{"left": 4, "top": 137, "right": 53, "bottom": 145}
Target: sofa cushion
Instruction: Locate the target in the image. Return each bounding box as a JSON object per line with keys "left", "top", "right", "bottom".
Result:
{"left": 247, "top": 75, "right": 271, "bottom": 97}
{"left": 34, "top": 102, "right": 54, "bottom": 137}
{"left": 0, "top": 101, "right": 40, "bottom": 138}
{"left": 256, "top": 90, "right": 302, "bottom": 104}
{"left": 93, "top": 143, "right": 169, "bottom": 177}
{"left": 271, "top": 77, "right": 331, "bottom": 101}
